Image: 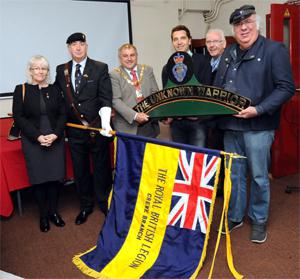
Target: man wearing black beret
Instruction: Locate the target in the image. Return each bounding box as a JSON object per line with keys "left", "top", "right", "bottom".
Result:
{"left": 55, "top": 32, "right": 113, "bottom": 224}
{"left": 214, "top": 5, "right": 295, "bottom": 243}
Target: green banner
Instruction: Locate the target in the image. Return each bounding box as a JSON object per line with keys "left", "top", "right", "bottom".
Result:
{"left": 133, "top": 52, "right": 251, "bottom": 118}
{"left": 133, "top": 84, "right": 251, "bottom": 118}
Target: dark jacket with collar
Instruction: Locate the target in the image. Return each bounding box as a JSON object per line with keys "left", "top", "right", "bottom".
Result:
{"left": 213, "top": 35, "right": 295, "bottom": 131}
{"left": 13, "top": 83, "right": 66, "bottom": 142}
{"left": 54, "top": 57, "right": 112, "bottom": 126}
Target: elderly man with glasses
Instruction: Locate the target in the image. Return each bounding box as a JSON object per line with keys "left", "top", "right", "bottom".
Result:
{"left": 214, "top": 5, "right": 295, "bottom": 243}
{"left": 205, "top": 28, "right": 226, "bottom": 81}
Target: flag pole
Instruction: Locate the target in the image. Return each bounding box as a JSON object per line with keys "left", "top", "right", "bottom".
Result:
{"left": 66, "top": 122, "right": 116, "bottom": 136}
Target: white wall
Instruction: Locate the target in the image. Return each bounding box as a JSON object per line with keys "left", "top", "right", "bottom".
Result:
{"left": 130, "top": 0, "right": 179, "bottom": 89}
{"left": 130, "top": 0, "right": 210, "bottom": 89}
{"left": 0, "top": 98, "right": 12, "bottom": 118}
{"left": 207, "top": 0, "right": 286, "bottom": 36}
{"left": 0, "top": 0, "right": 285, "bottom": 118}
{"left": 130, "top": 0, "right": 286, "bottom": 91}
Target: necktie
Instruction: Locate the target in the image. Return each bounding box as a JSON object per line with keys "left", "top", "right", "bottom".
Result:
{"left": 75, "top": 64, "right": 82, "bottom": 94}
{"left": 130, "top": 69, "right": 139, "bottom": 87}
{"left": 210, "top": 56, "right": 221, "bottom": 73}
{"left": 130, "top": 69, "right": 143, "bottom": 102}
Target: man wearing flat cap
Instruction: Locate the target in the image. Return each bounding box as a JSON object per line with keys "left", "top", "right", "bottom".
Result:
{"left": 229, "top": 4, "right": 256, "bottom": 25}
{"left": 55, "top": 32, "right": 113, "bottom": 224}
{"left": 214, "top": 5, "right": 295, "bottom": 243}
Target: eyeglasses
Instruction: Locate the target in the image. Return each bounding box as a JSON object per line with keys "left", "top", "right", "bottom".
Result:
{"left": 31, "top": 67, "right": 48, "bottom": 72}
{"left": 206, "top": 40, "right": 223, "bottom": 45}
{"left": 234, "top": 18, "right": 256, "bottom": 28}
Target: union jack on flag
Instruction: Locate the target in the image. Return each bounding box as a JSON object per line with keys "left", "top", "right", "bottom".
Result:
{"left": 168, "top": 150, "right": 219, "bottom": 232}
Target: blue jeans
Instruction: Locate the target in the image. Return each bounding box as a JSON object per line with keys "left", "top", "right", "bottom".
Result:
{"left": 224, "top": 130, "right": 275, "bottom": 224}
{"left": 170, "top": 119, "right": 207, "bottom": 147}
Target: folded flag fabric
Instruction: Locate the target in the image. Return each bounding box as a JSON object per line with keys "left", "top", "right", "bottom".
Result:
{"left": 73, "top": 133, "right": 222, "bottom": 278}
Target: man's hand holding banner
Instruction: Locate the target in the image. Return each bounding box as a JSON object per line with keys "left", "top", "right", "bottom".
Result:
{"left": 133, "top": 52, "right": 251, "bottom": 119}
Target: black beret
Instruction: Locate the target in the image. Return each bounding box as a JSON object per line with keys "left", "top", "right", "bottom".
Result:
{"left": 229, "top": 5, "right": 256, "bottom": 25}
{"left": 66, "top": 32, "right": 86, "bottom": 44}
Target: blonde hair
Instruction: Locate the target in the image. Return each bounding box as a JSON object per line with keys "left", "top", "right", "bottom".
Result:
{"left": 26, "top": 55, "right": 51, "bottom": 84}
{"left": 118, "top": 43, "right": 138, "bottom": 57}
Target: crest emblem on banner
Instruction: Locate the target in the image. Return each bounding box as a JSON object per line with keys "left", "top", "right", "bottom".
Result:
{"left": 172, "top": 53, "right": 188, "bottom": 82}
{"left": 132, "top": 51, "right": 251, "bottom": 119}
{"left": 167, "top": 51, "right": 193, "bottom": 85}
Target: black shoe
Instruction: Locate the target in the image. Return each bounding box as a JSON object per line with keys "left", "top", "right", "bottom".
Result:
{"left": 40, "top": 217, "right": 50, "bottom": 232}
{"left": 75, "top": 209, "right": 93, "bottom": 225}
{"left": 221, "top": 220, "right": 243, "bottom": 235}
{"left": 49, "top": 213, "right": 65, "bottom": 227}
{"left": 251, "top": 224, "right": 267, "bottom": 244}
{"left": 99, "top": 201, "right": 108, "bottom": 217}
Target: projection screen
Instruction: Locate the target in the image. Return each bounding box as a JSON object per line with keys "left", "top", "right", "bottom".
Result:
{"left": 0, "top": 0, "right": 132, "bottom": 96}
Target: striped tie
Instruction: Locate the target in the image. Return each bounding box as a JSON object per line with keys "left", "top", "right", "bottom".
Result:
{"left": 131, "top": 69, "right": 143, "bottom": 102}
{"left": 75, "top": 64, "right": 82, "bottom": 94}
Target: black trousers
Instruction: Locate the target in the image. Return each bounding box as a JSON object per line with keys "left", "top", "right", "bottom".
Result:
{"left": 67, "top": 128, "right": 112, "bottom": 211}
{"left": 33, "top": 181, "right": 61, "bottom": 217}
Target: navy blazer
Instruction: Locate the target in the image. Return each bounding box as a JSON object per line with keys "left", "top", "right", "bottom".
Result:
{"left": 13, "top": 83, "right": 66, "bottom": 142}
{"left": 214, "top": 35, "right": 295, "bottom": 131}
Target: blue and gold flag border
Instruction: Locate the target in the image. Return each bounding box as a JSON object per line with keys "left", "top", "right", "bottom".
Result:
{"left": 70, "top": 130, "right": 244, "bottom": 279}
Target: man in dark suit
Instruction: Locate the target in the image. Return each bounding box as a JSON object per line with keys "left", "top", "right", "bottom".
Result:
{"left": 110, "top": 43, "right": 159, "bottom": 138}
{"left": 162, "top": 25, "right": 212, "bottom": 146}
{"left": 55, "top": 32, "right": 113, "bottom": 224}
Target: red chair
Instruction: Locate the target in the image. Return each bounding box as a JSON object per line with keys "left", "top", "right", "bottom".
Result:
{"left": 0, "top": 117, "right": 14, "bottom": 138}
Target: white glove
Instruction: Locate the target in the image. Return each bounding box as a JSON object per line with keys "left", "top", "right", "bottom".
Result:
{"left": 99, "top": 106, "right": 113, "bottom": 137}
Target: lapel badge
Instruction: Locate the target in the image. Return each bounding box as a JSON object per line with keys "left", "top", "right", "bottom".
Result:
{"left": 64, "top": 69, "right": 69, "bottom": 76}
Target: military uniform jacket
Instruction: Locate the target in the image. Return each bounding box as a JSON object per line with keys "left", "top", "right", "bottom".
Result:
{"left": 55, "top": 57, "right": 112, "bottom": 127}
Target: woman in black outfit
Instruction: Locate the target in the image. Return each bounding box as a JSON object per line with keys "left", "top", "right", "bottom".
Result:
{"left": 13, "top": 55, "right": 66, "bottom": 232}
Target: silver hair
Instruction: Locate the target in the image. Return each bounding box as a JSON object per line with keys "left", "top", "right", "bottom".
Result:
{"left": 206, "top": 28, "right": 226, "bottom": 42}
{"left": 26, "top": 55, "right": 51, "bottom": 84}
{"left": 256, "top": 14, "right": 261, "bottom": 30}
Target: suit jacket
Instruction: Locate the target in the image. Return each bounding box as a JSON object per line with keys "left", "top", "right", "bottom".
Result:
{"left": 12, "top": 83, "right": 66, "bottom": 142}
{"left": 162, "top": 52, "right": 212, "bottom": 88}
{"left": 110, "top": 64, "right": 160, "bottom": 137}
{"left": 54, "top": 57, "right": 112, "bottom": 127}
